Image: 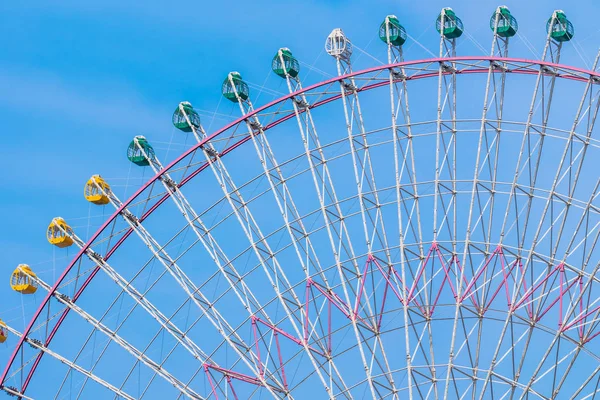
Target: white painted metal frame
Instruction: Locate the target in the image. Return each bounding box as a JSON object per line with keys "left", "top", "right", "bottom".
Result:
{"left": 5, "top": 17, "right": 600, "bottom": 398}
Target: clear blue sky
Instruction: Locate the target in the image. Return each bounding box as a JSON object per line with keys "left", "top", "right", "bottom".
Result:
{"left": 0, "top": 0, "right": 599, "bottom": 396}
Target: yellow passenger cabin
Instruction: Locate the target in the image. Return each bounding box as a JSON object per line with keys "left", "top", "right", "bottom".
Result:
{"left": 10, "top": 264, "right": 38, "bottom": 294}
{"left": 84, "top": 175, "right": 110, "bottom": 205}
{"left": 0, "top": 320, "right": 7, "bottom": 343}
{"left": 47, "top": 217, "right": 74, "bottom": 248}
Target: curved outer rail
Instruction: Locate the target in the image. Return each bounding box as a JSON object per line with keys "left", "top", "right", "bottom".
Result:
{"left": 3, "top": 56, "right": 599, "bottom": 396}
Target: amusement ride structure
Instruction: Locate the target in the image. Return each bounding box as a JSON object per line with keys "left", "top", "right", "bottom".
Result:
{"left": 2, "top": 6, "right": 600, "bottom": 399}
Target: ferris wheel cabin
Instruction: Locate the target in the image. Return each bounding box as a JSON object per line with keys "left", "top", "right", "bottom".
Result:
{"left": 172, "top": 101, "right": 201, "bottom": 133}
{"left": 272, "top": 48, "right": 300, "bottom": 78}
{"left": 490, "top": 6, "right": 518, "bottom": 37}
{"left": 10, "top": 264, "right": 38, "bottom": 295}
{"left": 0, "top": 320, "right": 7, "bottom": 344}
{"left": 222, "top": 72, "right": 249, "bottom": 103}
{"left": 436, "top": 8, "right": 463, "bottom": 39}
{"left": 4, "top": 5, "right": 597, "bottom": 399}
{"left": 325, "top": 28, "right": 353, "bottom": 60}
{"left": 84, "top": 175, "right": 110, "bottom": 205}
{"left": 47, "top": 217, "right": 74, "bottom": 248}
{"left": 127, "top": 136, "right": 155, "bottom": 167}
{"left": 379, "top": 15, "right": 407, "bottom": 46}
{"left": 547, "top": 10, "right": 574, "bottom": 42}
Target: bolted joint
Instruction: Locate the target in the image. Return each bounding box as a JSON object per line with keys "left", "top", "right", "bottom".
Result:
{"left": 293, "top": 96, "right": 309, "bottom": 109}
{"left": 491, "top": 61, "right": 508, "bottom": 72}
{"left": 87, "top": 249, "right": 103, "bottom": 263}
{"left": 441, "top": 62, "right": 456, "bottom": 73}
{"left": 122, "top": 210, "right": 139, "bottom": 226}
{"left": 56, "top": 293, "right": 71, "bottom": 303}
{"left": 4, "top": 386, "right": 20, "bottom": 397}
{"left": 248, "top": 119, "right": 262, "bottom": 130}
{"left": 342, "top": 81, "right": 357, "bottom": 93}
{"left": 541, "top": 65, "right": 558, "bottom": 75}
{"left": 202, "top": 146, "right": 219, "bottom": 159}
{"left": 391, "top": 69, "right": 406, "bottom": 80}
{"left": 162, "top": 177, "right": 178, "bottom": 192}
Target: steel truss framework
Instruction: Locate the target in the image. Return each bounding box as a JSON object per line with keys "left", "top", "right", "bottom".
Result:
{"left": 3, "top": 43, "right": 600, "bottom": 399}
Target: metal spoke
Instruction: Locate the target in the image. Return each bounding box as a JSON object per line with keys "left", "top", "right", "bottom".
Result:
{"left": 111, "top": 150, "right": 287, "bottom": 397}
{"left": 17, "top": 266, "right": 203, "bottom": 399}
{"left": 178, "top": 94, "right": 349, "bottom": 398}
{"left": 5, "top": 19, "right": 600, "bottom": 397}
{"left": 1, "top": 323, "right": 136, "bottom": 400}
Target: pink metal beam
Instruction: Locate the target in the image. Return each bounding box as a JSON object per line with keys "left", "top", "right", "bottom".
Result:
{"left": 251, "top": 319, "right": 264, "bottom": 378}
{"left": 482, "top": 257, "right": 520, "bottom": 314}
{"left": 562, "top": 304, "right": 600, "bottom": 333}
{"left": 353, "top": 256, "right": 374, "bottom": 317}
{"left": 252, "top": 316, "right": 325, "bottom": 358}
{"left": 305, "top": 277, "right": 378, "bottom": 351}
{"left": 460, "top": 246, "right": 503, "bottom": 302}
{"left": 369, "top": 255, "right": 427, "bottom": 315}
{"left": 407, "top": 244, "right": 436, "bottom": 301}
{"left": 5, "top": 56, "right": 600, "bottom": 396}
{"left": 370, "top": 256, "right": 401, "bottom": 330}
{"left": 584, "top": 329, "right": 600, "bottom": 344}
{"left": 435, "top": 251, "right": 464, "bottom": 308}
{"left": 274, "top": 333, "right": 288, "bottom": 391}
{"left": 510, "top": 263, "right": 563, "bottom": 313}
{"left": 15, "top": 177, "right": 191, "bottom": 393}
{"left": 204, "top": 364, "right": 220, "bottom": 399}
{"left": 249, "top": 321, "right": 290, "bottom": 391}
{"left": 430, "top": 254, "right": 460, "bottom": 315}
{"left": 203, "top": 364, "right": 285, "bottom": 394}
{"left": 406, "top": 243, "right": 471, "bottom": 315}
{"left": 307, "top": 279, "right": 353, "bottom": 319}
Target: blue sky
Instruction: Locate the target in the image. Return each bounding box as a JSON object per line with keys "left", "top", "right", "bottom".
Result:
{"left": 3, "top": 0, "right": 597, "bottom": 277}
{"left": 1, "top": 0, "right": 599, "bottom": 397}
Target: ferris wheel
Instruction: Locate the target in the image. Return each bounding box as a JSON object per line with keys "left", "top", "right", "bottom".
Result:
{"left": 2, "top": 5, "right": 600, "bottom": 399}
